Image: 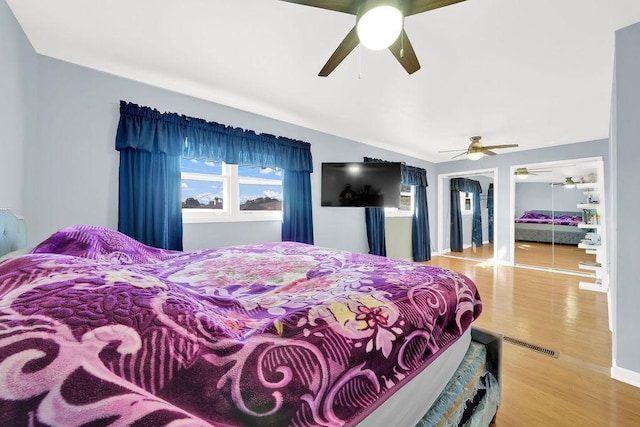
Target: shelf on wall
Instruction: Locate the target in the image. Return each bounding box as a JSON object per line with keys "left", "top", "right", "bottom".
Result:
{"left": 578, "top": 243, "right": 602, "bottom": 254}
{"left": 578, "top": 261, "right": 602, "bottom": 271}
{"left": 579, "top": 280, "right": 607, "bottom": 293}
{"left": 578, "top": 222, "right": 600, "bottom": 229}
{"left": 577, "top": 203, "right": 601, "bottom": 209}
{"left": 575, "top": 182, "right": 599, "bottom": 190}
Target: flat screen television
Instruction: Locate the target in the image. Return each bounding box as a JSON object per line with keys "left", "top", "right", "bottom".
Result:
{"left": 321, "top": 162, "right": 402, "bottom": 208}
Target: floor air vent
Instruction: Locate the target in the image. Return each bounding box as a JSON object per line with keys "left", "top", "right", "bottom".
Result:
{"left": 503, "top": 336, "right": 559, "bottom": 358}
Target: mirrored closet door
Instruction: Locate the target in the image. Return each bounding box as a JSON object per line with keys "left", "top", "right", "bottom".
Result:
{"left": 438, "top": 170, "right": 496, "bottom": 262}
{"left": 512, "top": 158, "right": 605, "bottom": 284}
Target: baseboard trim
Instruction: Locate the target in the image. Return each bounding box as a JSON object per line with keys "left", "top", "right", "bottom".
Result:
{"left": 611, "top": 365, "right": 640, "bottom": 388}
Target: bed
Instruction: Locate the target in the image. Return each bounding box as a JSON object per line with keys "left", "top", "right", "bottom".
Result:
{"left": 515, "top": 210, "right": 587, "bottom": 245}
{"left": 0, "top": 213, "right": 500, "bottom": 426}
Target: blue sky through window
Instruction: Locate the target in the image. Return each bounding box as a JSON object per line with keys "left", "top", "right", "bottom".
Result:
{"left": 181, "top": 159, "right": 282, "bottom": 205}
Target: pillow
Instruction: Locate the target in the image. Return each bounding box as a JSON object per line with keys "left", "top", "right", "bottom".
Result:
{"left": 31, "top": 225, "right": 180, "bottom": 264}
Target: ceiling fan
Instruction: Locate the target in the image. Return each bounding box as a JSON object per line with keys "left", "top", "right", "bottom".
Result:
{"left": 280, "top": 0, "right": 466, "bottom": 76}
{"left": 551, "top": 177, "right": 578, "bottom": 188}
{"left": 514, "top": 167, "right": 552, "bottom": 179}
{"left": 440, "top": 136, "right": 519, "bottom": 160}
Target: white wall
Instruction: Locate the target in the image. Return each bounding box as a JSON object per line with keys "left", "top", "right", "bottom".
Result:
{"left": 26, "top": 56, "right": 436, "bottom": 257}
{"left": 612, "top": 21, "right": 640, "bottom": 385}
{"left": 0, "top": 0, "right": 36, "bottom": 217}
{"left": 515, "top": 182, "right": 585, "bottom": 217}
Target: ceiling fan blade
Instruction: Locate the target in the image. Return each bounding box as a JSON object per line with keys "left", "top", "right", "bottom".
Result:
{"left": 452, "top": 152, "right": 468, "bottom": 159}
{"left": 482, "top": 144, "right": 519, "bottom": 149}
{"left": 279, "top": 0, "right": 358, "bottom": 14}
{"left": 388, "top": 30, "right": 420, "bottom": 74}
{"left": 439, "top": 148, "right": 467, "bottom": 153}
{"left": 405, "top": 0, "right": 466, "bottom": 17}
{"left": 318, "top": 26, "right": 359, "bottom": 77}
{"left": 483, "top": 150, "right": 498, "bottom": 156}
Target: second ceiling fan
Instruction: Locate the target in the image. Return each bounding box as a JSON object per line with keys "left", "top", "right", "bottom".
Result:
{"left": 441, "top": 136, "right": 519, "bottom": 160}
{"left": 280, "top": 0, "right": 466, "bottom": 76}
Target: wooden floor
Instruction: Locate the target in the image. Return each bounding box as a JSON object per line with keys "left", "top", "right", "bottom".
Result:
{"left": 444, "top": 242, "right": 597, "bottom": 275}
{"left": 514, "top": 241, "right": 597, "bottom": 274}
{"left": 424, "top": 256, "right": 640, "bottom": 426}
{"left": 444, "top": 243, "right": 495, "bottom": 261}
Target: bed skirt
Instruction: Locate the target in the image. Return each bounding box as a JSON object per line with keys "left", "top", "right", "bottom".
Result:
{"left": 417, "top": 328, "right": 501, "bottom": 426}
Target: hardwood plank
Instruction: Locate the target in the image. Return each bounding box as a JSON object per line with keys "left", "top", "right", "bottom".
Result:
{"left": 424, "top": 256, "right": 640, "bottom": 425}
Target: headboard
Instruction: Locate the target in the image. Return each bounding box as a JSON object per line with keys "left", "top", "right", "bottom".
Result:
{"left": 524, "top": 210, "right": 582, "bottom": 218}
{"left": 0, "top": 209, "right": 27, "bottom": 258}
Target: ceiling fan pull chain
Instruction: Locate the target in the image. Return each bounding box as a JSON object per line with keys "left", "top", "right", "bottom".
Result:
{"left": 358, "top": 44, "right": 362, "bottom": 80}
{"left": 400, "top": 17, "right": 405, "bottom": 58}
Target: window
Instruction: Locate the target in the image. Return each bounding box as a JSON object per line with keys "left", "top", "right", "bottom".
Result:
{"left": 460, "top": 192, "right": 473, "bottom": 215}
{"left": 385, "top": 184, "right": 414, "bottom": 217}
{"left": 181, "top": 159, "right": 282, "bottom": 223}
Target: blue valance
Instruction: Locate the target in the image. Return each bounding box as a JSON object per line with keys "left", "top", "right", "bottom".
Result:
{"left": 116, "top": 101, "right": 313, "bottom": 172}
{"left": 116, "top": 101, "right": 314, "bottom": 249}
{"left": 402, "top": 164, "right": 428, "bottom": 187}
{"left": 450, "top": 177, "right": 482, "bottom": 194}
{"left": 363, "top": 157, "right": 428, "bottom": 187}
{"left": 362, "top": 157, "right": 431, "bottom": 260}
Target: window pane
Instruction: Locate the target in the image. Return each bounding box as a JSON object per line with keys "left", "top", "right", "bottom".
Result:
{"left": 181, "top": 158, "right": 223, "bottom": 175}
{"left": 182, "top": 180, "right": 224, "bottom": 209}
{"left": 239, "top": 184, "right": 282, "bottom": 211}
{"left": 238, "top": 165, "right": 282, "bottom": 180}
{"left": 399, "top": 194, "right": 412, "bottom": 211}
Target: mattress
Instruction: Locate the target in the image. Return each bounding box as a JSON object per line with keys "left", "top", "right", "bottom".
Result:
{"left": 515, "top": 222, "right": 587, "bottom": 245}
{"left": 0, "top": 225, "right": 483, "bottom": 426}
{"left": 358, "top": 329, "right": 472, "bottom": 426}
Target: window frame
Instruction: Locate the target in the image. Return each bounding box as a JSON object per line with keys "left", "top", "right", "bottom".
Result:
{"left": 385, "top": 184, "right": 415, "bottom": 218}
{"left": 181, "top": 161, "right": 283, "bottom": 224}
{"left": 460, "top": 192, "right": 474, "bottom": 216}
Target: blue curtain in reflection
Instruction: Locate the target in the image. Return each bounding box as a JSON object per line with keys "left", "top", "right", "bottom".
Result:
{"left": 487, "top": 183, "right": 494, "bottom": 243}
{"left": 116, "top": 101, "right": 314, "bottom": 248}
{"left": 450, "top": 178, "right": 483, "bottom": 252}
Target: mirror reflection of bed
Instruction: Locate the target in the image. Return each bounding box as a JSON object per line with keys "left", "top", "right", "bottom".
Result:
{"left": 513, "top": 158, "right": 604, "bottom": 277}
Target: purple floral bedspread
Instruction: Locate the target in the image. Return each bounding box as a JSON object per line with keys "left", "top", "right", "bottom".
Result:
{"left": 515, "top": 211, "right": 582, "bottom": 226}
{"left": 0, "top": 226, "right": 481, "bottom": 426}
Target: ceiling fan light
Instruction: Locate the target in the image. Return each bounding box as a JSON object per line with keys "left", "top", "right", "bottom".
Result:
{"left": 357, "top": 3, "right": 403, "bottom": 51}
{"left": 467, "top": 151, "right": 484, "bottom": 161}
{"left": 516, "top": 170, "right": 529, "bottom": 179}
{"left": 564, "top": 177, "right": 576, "bottom": 188}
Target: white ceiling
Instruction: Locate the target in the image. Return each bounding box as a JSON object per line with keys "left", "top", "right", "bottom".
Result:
{"left": 7, "top": 0, "right": 640, "bottom": 163}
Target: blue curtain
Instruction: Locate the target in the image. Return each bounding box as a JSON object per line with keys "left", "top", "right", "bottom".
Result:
{"left": 487, "top": 183, "right": 494, "bottom": 243}
{"left": 363, "top": 157, "right": 387, "bottom": 256}
{"left": 450, "top": 178, "right": 483, "bottom": 252}
{"left": 472, "top": 188, "right": 483, "bottom": 247}
{"left": 450, "top": 185, "right": 463, "bottom": 252}
{"left": 116, "top": 101, "right": 314, "bottom": 248}
{"left": 403, "top": 165, "right": 431, "bottom": 262}
{"left": 282, "top": 170, "right": 314, "bottom": 244}
{"left": 363, "top": 157, "right": 431, "bottom": 260}
{"left": 118, "top": 150, "right": 183, "bottom": 250}
{"left": 365, "top": 207, "right": 387, "bottom": 256}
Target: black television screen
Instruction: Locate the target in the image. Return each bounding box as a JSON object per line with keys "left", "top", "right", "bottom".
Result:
{"left": 321, "top": 162, "right": 402, "bottom": 208}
